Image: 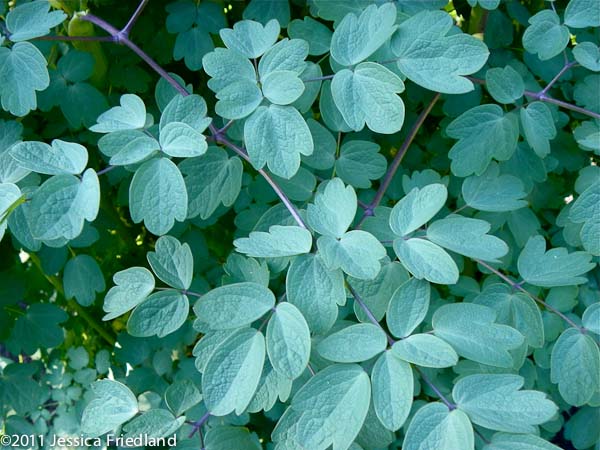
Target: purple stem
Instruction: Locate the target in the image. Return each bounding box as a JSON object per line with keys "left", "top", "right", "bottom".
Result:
{"left": 36, "top": 35, "right": 114, "bottom": 42}
{"left": 416, "top": 368, "right": 456, "bottom": 410}
{"left": 539, "top": 61, "right": 577, "bottom": 97}
{"left": 121, "top": 0, "right": 149, "bottom": 36}
{"left": 96, "top": 165, "right": 116, "bottom": 176}
{"left": 188, "top": 411, "right": 211, "bottom": 438}
{"left": 476, "top": 260, "right": 584, "bottom": 332}
{"left": 356, "top": 93, "right": 441, "bottom": 227}
{"left": 468, "top": 76, "right": 600, "bottom": 120}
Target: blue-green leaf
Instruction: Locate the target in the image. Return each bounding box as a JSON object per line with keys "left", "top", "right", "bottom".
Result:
{"left": 565, "top": 0, "right": 600, "bottom": 28}
{"left": 317, "top": 323, "right": 387, "bottom": 363}
{"left": 331, "top": 62, "right": 405, "bottom": 134}
{"left": 485, "top": 66, "right": 525, "bottom": 104}
{"left": 127, "top": 290, "right": 189, "bottom": 338}
{"left": 520, "top": 102, "right": 556, "bottom": 157}
{"left": 194, "top": 282, "right": 275, "bottom": 330}
{"left": 453, "top": 374, "right": 558, "bottom": 433}
{"left": 63, "top": 255, "right": 105, "bottom": 307}
{"left": 330, "top": 3, "right": 397, "bottom": 66}
{"left": 308, "top": 178, "right": 357, "bottom": 239}
{"left": 234, "top": 225, "right": 313, "bottom": 257}
{"left": 10, "top": 139, "right": 88, "bottom": 175}
{"left": 392, "top": 334, "right": 458, "bottom": 368}
{"left": 215, "top": 79, "right": 263, "bottom": 119}
{"left": 551, "top": 328, "right": 600, "bottom": 406}
{"left": 392, "top": 10, "right": 489, "bottom": 94}
{"left": 6, "top": 1, "right": 66, "bottom": 42}
{"left": 336, "top": 140, "right": 387, "bottom": 189}
{"left": 220, "top": 19, "right": 280, "bottom": 59}
{"left": 244, "top": 105, "right": 313, "bottom": 179}
{"left": 582, "top": 303, "right": 600, "bottom": 334}
{"left": 288, "top": 17, "right": 332, "bottom": 56}
{"left": 371, "top": 351, "right": 413, "bottom": 432}
{"left": 447, "top": 105, "right": 519, "bottom": 177}
{"left": 393, "top": 238, "right": 459, "bottom": 285}
{"left": 202, "top": 328, "right": 265, "bottom": 415}
{"left": 90, "top": 94, "right": 147, "bottom": 133}
{"left": 386, "top": 278, "right": 430, "bottom": 339}
{"left": 433, "top": 303, "right": 524, "bottom": 367}
{"left": 522, "top": 10, "right": 569, "bottom": 60}
{"left": 266, "top": 302, "right": 311, "bottom": 380}
{"left": 129, "top": 157, "right": 188, "bottom": 236}
{"left": 462, "top": 163, "right": 527, "bottom": 212}
{"left": 159, "top": 122, "right": 207, "bottom": 157}
{"left": 123, "top": 409, "right": 184, "bottom": 440}
{"left": 0, "top": 42, "right": 49, "bottom": 117}
{"left": 81, "top": 380, "right": 139, "bottom": 438}
{"left": 0, "top": 183, "right": 21, "bottom": 242}
{"left": 403, "top": 402, "right": 474, "bottom": 450}
{"left": 573, "top": 42, "right": 600, "bottom": 72}
{"left": 483, "top": 433, "right": 562, "bottom": 450}
{"left": 147, "top": 235, "right": 193, "bottom": 290}
{"left": 262, "top": 70, "right": 305, "bottom": 105}
{"left": 98, "top": 130, "right": 159, "bottom": 166}
{"left": 103, "top": 267, "right": 155, "bottom": 321}
{"left": 165, "top": 380, "right": 202, "bottom": 416}
{"left": 389, "top": 184, "right": 447, "bottom": 237}
{"left": 518, "top": 235, "right": 595, "bottom": 287}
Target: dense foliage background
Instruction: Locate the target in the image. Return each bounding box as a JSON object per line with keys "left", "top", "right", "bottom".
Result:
{"left": 0, "top": 0, "right": 599, "bottom": 449}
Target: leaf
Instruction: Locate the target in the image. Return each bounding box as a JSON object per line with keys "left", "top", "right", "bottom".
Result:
{"left": 564, "top": 0, "right": 600, "bottom": 28}
{"left": 307, "top": 178, "right": 357, "bottom": 239}
{"left": 551, "top": 328, "right": 600, "bottom": 406}
{"left": 215, "top": 79, "right": 263, "bottom": 119}
{"left": 474, "top": 284, "right": 544, "bottom": 348}
{"left": 389, "top": 184, "right": 448, "bottom": 236}
{"left": 180, "top": 147, "right": 243, "bottom": 220}
{"left": 433, "top": 303, "right": 524, "bottom": 367}
{"left": 483, "top": 432, "right": 563, "bottom": 450}
{"left": 371, "top": 351, "right": 413, "bottom": 432}
{"left": 335, "top": 140, "right": 387, "bottom": 189}
{"left": 247, "top": 361, "right": 292, "bottom": 413}
{"left": 127, "top": 290, "right": 189, "bottom": 338}
{"left": 129, "top": 157, "right": 188, "bottom": 236}
{"left": 453, "top": 374, "right": 558, "bottom": 433}
{"left": 123, "top": 409, "right": 184, "bottom": 439}
{"left": 331, "top": 62, "right": 405, "bottom": 134}
{"left": 574, "top": 120, "right": 600, "bottom": 154}
{"left": 330, "top": 3, "right": 397, "bottom": 66}
{"left": 569, "top": 180, "right": 600, "bottom": 255}
{"left": 317, "top": 323, "right": 387, "bottom": 363}
{"left": 262, "top": 70, "right": 305, "bottom": 105}
{"left": 202, "top": 328, "right": 265, "bottom": 415}
{"left": 244, "top": 104, "right": 313, "bottom": 179}
{"left": 582, "top": 303, "right": 600, "bottom": 334}
{"left": 90, "top": 94, "right": 147, "bottom": 133}
{"left": 258, "top": 38, "right": 308, "bottom": 77}
{"left": 159, "top": 94, "right": 211, "bottom": 132}
{"left": 276, "top": 364, "right": 371, "bottom": 450}
{"left": 202, "top": 48, "right": 256, "bottom": 92}
{"left": 173, "top": 27, "right": 214, "bottom": 71}
{"left": 447, "top": 105, "right": 519, "bottom": 177}
{"left": 392, "top": 334, "right": 458, "bottom": 368}
{"left": 520, "top": 102, "right": 556, "bottom": 157}
{"left": 194, "top": 282, "right": 275, "bottom": 330}
{"left": 266, "top": 302, "right": 311, "bottom": 379}
{"left": 393, "top": 238, "right": 459, "bottom": 285}
{"left": 392, "top": 10, "right": 489, "bottom": 94}
{"left": 6, "top": 0, "right": 66, "bottom": 41}
{"left": 0, "top": 183, "right": 21, "bottom": 242}
{"left": 318, "top": 230, "right": 386, "bottom": 280}
{"left": 159, "top": 122, "right": 207, "bottom": 157}
{"left": 288, "top": 17, "right": 332, "bottom": 56}
{"left": 98, "top": 130, "right": 159, "bottom": 166}
{"left": 234, "top": 225, "right": 313, "bottom": 258}
{"left": 220, "top": 19, "right": 280, "bottom": 58}
{"left": 403, "top": 402, "right": 474, "bottom": 450}
{"left": 81, "top": 380, "right": 139, "bottom": 437}
{"left": 518, "top": 235, "right": 595, "bottom": 287}
{"left": 10, "top": 139, "right": 88, "bottom": 175}
{"left": 286, "top": 253, "right": 345, "bottom": 334}
{"left": 29, "top": 169, "right": 100, "bottom": 241}
{"left": 522, "top": 10, "right": 569, "bottom": 60}
{"left": 0, "top": 42, "right": 50, "bottom": 117}
{"left": 63, "top": 255, "right": 105, "bottom": 307}
{"left": 485, "top": 66, "right": 525, "bottom": 104}
{"left": 147, "top": 235, "right": 193, "bottom": 290}
{"left": 463, "top": 168, "right": 527, "bottom": 215}
{"left": 427, "top": 217, "right": 508, "bottom": 262}
{"left": 386, "top": 278, "right": 430, "bottom": 339}
{"left": 205, "top": 426, "right": 262, "bottom": 450}
{"left": 573, "top": 42, "right": 600, "bottom": 72}
{"left": 165, "top": 380, "right": 202, "bottom": 416}
{"left": 243, "top": 0, "right": 291, "bottom": 27}
{"left": 7, "top": 304, "right": 68, "bottom": 355}
{"left": 103, "top": 267, "right": 155, "bottom": 320}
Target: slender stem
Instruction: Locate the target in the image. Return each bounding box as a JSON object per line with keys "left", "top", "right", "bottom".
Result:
{"left": 81, "top": 13, "right": 121, "bottom": 36}
{"left": 302, "top": 75, "right": 335, "bottom": 83}
{"left": 215, "top": 135, "right": 308, "bottom": 229}
{"left": 415, "top": 367, "right": 456, "bottom": 410}
{"left": 97, "top": 165, "right": 116, "bottom": 176}
{"left": 155, "top": 287, "right": 203, "bottom": 298}
{"left": 357, "top": 93, "right": 441, "bottom": 227}
{"left": 539, "top": 61, "right": 577, "bottom": 97}
{"left": 35, "top": 35, "right": 115, "bottom": 42}
{"left": 468, "top": 76, "right": 600, "bottom": 120}
{"left": 476, "top": 260, "right": 584, "bottom": 332}
{"left": 188, "top": 411, "right": 211, "bottom": 438}
{"left": 121, "top": 0, "right": 149, "bottom": 36}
